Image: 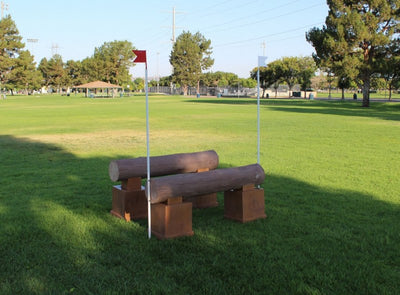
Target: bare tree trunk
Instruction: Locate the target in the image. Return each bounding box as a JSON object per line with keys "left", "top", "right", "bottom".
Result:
{"left": 183, "top": 85, "right": 188, "bottom": 96}
{"left": 197, "top": 80, "right": 200, "bottom": 95}
{"left": 389, "top": 83, "right": 392, "bottom": 101}
{"left": 362, "top": 77, "right": 370, "bottom": 107}
{"left": 341, "top": 88, "right": 345, "bottom": 100}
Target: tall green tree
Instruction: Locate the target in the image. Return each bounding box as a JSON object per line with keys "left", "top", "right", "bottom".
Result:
{"left": 279, "top": 57, "right": 300, "bottom": 98}
{"left": 64, "top": 60, "right": 84, "bottom": 87}
{"left": 38, "top": 55, "right": 66, "bottom": 92}
{"left": 80, "top": 57, "right": 98, "bottom": 83}
{"left": 0, "top": 15, "right": 25, "bottom": 92}
{"left": 250, "top": 65, "right": 277, "bottom": 98}
{"left": 307, "top": 0, "right": 400, "bottom": 107}
{"left": 93, "top": 40, "right": 135, "bottom": 85}
{"left": 7, "top": 50, "right": 41, "bottom": 93}
{"left": 170, "top": 31, "right": 214, "bottom": 95}
{"left": 376, "top": 40, "right": 400, "bottom": 100}
{"left": 38, "top": 58, "right": 50, "bottom": 86}
{"left": 297, "top": 56, "right": 317, "bottom": 98}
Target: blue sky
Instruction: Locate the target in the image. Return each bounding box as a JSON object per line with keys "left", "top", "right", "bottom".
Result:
{"left": 7, "top": 0, "right": 328, "bottom": 78}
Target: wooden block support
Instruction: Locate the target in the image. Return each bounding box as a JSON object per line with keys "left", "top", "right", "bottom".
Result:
{"left": 183, "top": 168, "right": 219, "bottom": 208}
{"left": 121, "top": 177, "right": 142, "bottom": 191}
{"left": 151, "top": 197, "right": 194, "bottom": 239}
{"left": 110, "top": 179, "right": 147, "bottom": 221}
{"left": 224, "top": 185, "right": 266, "bottom": 223}
{"left": 184, "top": 193, "right": 218, "bottom": 209}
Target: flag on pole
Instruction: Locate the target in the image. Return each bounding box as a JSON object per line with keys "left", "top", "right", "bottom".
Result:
{"left": 133, "top": 50, "right": 147, "bottom": 64}
{"left": 132, "top": 50, "right": 151, "bottom": 239}
{"left": 258, "top": 56, "right": 268, "bottom": 67}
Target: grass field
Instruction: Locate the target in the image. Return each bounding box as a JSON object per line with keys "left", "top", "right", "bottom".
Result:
{"left": 0, "top": 94, "right": 399, "bottom": 294}
{"left": 318, "top": 90, "right": 400, "bottom": 100}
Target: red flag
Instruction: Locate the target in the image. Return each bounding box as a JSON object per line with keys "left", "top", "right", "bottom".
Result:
{"left": 132, "top": 50, "right": 147, "bottom": 63}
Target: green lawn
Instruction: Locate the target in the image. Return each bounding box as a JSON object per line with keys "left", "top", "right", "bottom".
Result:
{"left": 0, "top": 95, "right": 399, "bottom": 294}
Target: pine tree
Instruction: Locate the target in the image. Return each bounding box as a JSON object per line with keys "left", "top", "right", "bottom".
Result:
{"left": 7, "top": 50, "right": 41, "bottom": 94}
{"left": 307, "top": 0, "right": 400, "bottom": 107}
{"left": 0, "top": 15, "right": 24, "bottom": 93}
{"left": 170, "top": 31, "right": 214, "bottom": 95}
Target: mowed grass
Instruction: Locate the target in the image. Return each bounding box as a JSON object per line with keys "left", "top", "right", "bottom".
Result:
{"left": 318, "top": 90, "right": 400, "bottom": 100}
{"left": 0, "top": 94, "right": 399, "bottom": 294}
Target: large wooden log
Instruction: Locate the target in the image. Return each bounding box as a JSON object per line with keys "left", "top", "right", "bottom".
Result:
{"left": 147, "top": 164, "right": 265, "bottom": 204}
{"left": 109, "top": 150, "right": 219, "bottom": 181}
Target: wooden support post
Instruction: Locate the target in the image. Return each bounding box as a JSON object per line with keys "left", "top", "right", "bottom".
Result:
{"left": 224, "top": 184, "right": 266, "bottom": 223}
{"left": 183, "top": 168, "right": 218, "bottom": 208}
{"left": 151, "top": 196, "right": 193, "bottom": 239}
{"left": 184, "top": 193, "right": 218, "bottom": 209}
{"left": 110, "top": 177, "right": 147, "bottom": 221}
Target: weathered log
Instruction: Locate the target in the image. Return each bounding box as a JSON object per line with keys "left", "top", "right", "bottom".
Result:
{"left": 109, "top": 150, "right": 219, "bottom": 181}
{"left": 147, "top": 164, "right": 265, "bottom": 204}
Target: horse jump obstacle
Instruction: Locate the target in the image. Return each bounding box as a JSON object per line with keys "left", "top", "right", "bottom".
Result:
{"left": 109, "top": 150, "right": 219, "bottom": 221}
{"left": 147, "top": 164, "right": 266, "bottom": 239}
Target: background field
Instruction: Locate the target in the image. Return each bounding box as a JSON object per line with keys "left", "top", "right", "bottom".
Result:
{"left": 317, "top": 90, "right": 400, "bottom": 100}
{"left": 0, "top": 95, "right": 399, "bottom": 294}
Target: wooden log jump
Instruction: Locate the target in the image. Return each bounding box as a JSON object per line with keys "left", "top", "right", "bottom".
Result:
{"left": 109, "top": 150, "right": 219, "bottom": 221}
{"left": 147, "top": 164, "right": 265, "bottom": 204}
{"left": 109, "top": 150, "right": 219, "bottom": 181}
{"left": 147, "top": 164, "right": 266, "bottom": 239}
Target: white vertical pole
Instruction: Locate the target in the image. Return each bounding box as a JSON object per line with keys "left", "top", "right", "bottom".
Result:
{"left": 257, "top": 62, "right": 261, "bottom": 165}
{"left": 145, "top": 63, "right": 151, "bottom": 239}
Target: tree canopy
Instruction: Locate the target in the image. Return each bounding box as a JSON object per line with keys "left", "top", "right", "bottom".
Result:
{"left": 306, "top": 0, "right": 400, "bottom": 107}
{"left": 0, "top": 15, "right": 34, "bottom": 93}
{"left": 92, "top": 40, "right": 135, "bottom": 85}
{"left": 170, "top": 31, "right": 214, "bottom": 95}
{"left": 250, "top": 56, "right": 316, "bottom": 98}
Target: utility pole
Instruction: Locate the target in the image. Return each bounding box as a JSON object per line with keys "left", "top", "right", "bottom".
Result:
{"left": 165, "top": 6, "right": 184, "bottom": 44}
{"left": 1, "top": 1, "right": 8, "bottom": 19}
{"left": 172, "top": 7, "right": 176, "bottom": 43}
{"left": 51, "top": 43, "right": 59, "bottom": 56}
{"left": 261, "top": 41, "right": 266, "bottom": 56}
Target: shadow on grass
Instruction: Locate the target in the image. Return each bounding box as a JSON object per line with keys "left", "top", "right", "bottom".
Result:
{"left": 0, "top": 135, "right": 399, "bottom": 294}
{"left": 185, "top": 98, "right": 400, "bottom": 121}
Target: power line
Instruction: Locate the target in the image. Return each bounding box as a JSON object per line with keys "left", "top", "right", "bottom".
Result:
{"left": 204, "top": 2, "right": 324, "bottom": 34}
{"left": 190, "top": 0, "right": 236, "bottom": 16}
{"left": 201, "top": 0, "right": 301, "bottom": 31}
{"left": 191, "top": 0, "right": 260, "bottom": 19}
{"left": 214, "top": 21, "right": 324, "bottom": 47}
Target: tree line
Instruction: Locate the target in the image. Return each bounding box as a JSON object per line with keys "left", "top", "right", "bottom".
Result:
{"left": 250, "top": 56, "right": 317, "bottom": 99}
{"left": 0, "top": 15, "right": 139, "bottom": 94}
{"left": 2, "top": 0, "right": 400, "bottom": 106}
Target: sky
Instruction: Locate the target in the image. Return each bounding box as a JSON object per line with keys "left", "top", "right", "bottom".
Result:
{"left": 5, "top": 0, "right": 329, "bottom": 79}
